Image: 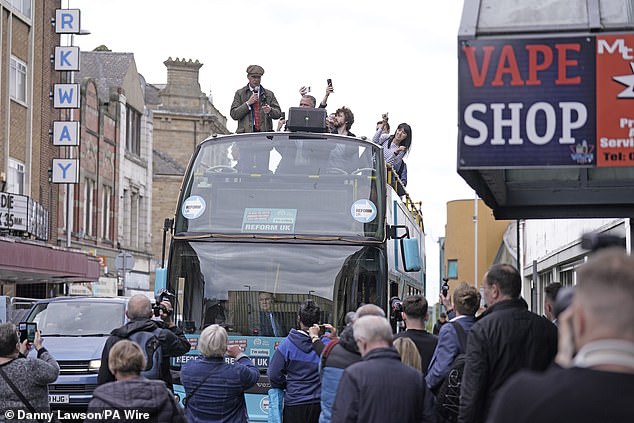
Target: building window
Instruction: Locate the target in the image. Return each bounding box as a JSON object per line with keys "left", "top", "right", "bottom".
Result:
{"left": 130, "top": 191, "right": 140, "bottom": 249}
{"left": 10, "top": 56, "right": 27, "bottom": 103}
{"left": 10, "top": 0, "right": 31, "bottom": 18}
{"left": 7, "top": 159, "right": 24, "bottom": 194}
{"left": 447, "top": 259, "right": 458, "bottom": 279}
{"left": 83, "top": 178, "right": 95, "bottom": 237}
{"left": 126, "top": 106, "right": 141, "bottom": 156}
{"left": 123, "top": 188, "right": 141, "bottom": 249}
{"left": 101, "top": 185, "right": 112, "bottom": 241}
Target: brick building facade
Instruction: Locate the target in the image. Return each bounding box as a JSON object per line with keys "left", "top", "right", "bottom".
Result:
{"left": 148, "top": 57, "right": 229, "bottom": 275}
{"left": 0, "top": 1, "right": 99, "bottom": 298}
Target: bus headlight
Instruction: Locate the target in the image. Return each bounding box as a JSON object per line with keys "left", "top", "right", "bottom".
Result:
{"left": 88, "top": 359, "right": 101, "bottom": 372}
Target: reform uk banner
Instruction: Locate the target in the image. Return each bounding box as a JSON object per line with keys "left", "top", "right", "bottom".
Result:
{"left": 457, "top": 35, "right": 632, "bottom": 168}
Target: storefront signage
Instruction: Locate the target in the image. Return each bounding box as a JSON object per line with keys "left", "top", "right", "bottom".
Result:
{"left": 458, "top": 36, "right": 595, "bottom": 168}
{"left": 458, "top": 34, "right": 634, "bottom": 169}
{"left": 0, "top": 193, "right": 48, "bottom": 240}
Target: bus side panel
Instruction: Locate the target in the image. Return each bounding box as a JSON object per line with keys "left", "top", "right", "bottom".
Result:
{"left": 172, "top": 334, "right": 284, "bottom": 422}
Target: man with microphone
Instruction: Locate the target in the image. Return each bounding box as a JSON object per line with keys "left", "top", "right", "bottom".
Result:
{"left": 230, "top": 65, "right": 282, "bottom": 172}
{"left": 230, "top": 65, "right": 282, "bottom": 133}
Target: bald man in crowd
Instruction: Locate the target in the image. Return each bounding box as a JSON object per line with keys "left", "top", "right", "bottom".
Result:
{"left": 98, "top": 294, "right": 190, "bottom": 391}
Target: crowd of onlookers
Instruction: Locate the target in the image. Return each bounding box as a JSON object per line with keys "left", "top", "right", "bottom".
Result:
{"left": 2, "top": 245, "right": 632, "bottom": 422}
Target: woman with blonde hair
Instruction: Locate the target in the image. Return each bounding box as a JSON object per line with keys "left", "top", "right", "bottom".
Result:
{"left": 181, "top": 324, "right": 259, "bottom": 422}
{"left": 394, "top": 336, "right": 423, "bottom": 373}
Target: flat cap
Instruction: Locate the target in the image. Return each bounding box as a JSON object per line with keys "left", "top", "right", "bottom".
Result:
{"left": 246, "top": 65, "right": 264, "bottom": 76}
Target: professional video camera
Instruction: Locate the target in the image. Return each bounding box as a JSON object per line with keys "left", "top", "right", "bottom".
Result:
{"left": 581, "top": 232, "right": 625, "bottom": 252}
{"left": 390, "top": 296, "right": 405, "bottom": 333}
{"left": 153, "top": 288, "right": 176, "bottom": 317}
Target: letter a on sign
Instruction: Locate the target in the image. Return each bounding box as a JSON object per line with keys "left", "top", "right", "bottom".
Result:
{"left": 53, "top": 121, "right": 80, "bottom": 146}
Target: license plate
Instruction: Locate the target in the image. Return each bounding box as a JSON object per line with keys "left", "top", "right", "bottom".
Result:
{"left": 49, "top": 394, "right": 69, "bottom": 404}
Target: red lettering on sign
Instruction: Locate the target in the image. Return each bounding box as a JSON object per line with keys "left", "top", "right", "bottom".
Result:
{"left": 463, "top": 45, "right": 495, "bottom": 87}
{"left": 555, "top": 43, "right": 581, "bottom": 85}
{"left": 492, "top": 45, "right": 524, "bottom": 87}
{"left": 462, "top": 43, "right": 583, "bottom": 87}
{"left": 526, "top": 44, "right": 553, "bottom": 86}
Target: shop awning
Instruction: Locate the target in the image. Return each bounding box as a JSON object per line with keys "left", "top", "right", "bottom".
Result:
{"left": 0, "top": 237, "right": 100, "bottom": 283}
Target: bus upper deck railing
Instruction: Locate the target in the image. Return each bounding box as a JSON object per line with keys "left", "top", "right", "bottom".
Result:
{"left": 386, "top": 165, "right": 424, "bottom": 233}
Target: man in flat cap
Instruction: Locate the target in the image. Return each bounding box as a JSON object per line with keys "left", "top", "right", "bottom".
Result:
{"left": 230, "top": 65, "right": 282, "bottom": 172}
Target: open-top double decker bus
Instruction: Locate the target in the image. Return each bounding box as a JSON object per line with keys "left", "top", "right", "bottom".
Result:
{"left": 163, "top": 129, "right": 426, "bottom": 421}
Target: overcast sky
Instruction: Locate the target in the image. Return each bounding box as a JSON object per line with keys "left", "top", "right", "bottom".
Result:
{"left": 68, "top": 0, "right": 474, "bottom": 304}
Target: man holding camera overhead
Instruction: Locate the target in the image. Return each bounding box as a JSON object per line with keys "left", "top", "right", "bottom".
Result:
{"left": 97, "top": 294, "right": 190, "bottom": 391}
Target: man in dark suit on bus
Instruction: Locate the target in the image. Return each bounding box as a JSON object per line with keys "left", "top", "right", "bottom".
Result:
{"left": 258, "top": 292, "right": 283, "bottom": 337}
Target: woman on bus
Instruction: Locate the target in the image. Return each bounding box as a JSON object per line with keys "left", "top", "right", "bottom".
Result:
{"left": 372, "top": 116, "right": 412, "bottom": 170}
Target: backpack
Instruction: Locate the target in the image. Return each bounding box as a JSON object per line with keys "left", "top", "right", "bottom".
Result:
{"left": 127, "top": 327, "right": 163, "bottom": 380}
{"left": 319, "top": 338, "right": 340, "bottom": 373}
{"left": 435, "top": 321, "right": 468, "bottom": 423}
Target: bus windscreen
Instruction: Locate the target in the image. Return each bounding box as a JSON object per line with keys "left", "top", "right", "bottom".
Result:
{"left": 175, "top": 135, "right": 385, "bottom": 240}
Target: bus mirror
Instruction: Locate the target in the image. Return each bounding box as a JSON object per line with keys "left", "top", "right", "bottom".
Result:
{"left": 401, "top": 238, "right": 422, "bottom": 272}
{"left": 154, "top": 268, "right": 167, "bottom": 297}
{"left": 388, "top": 225, "right": 410, "bottom": 240}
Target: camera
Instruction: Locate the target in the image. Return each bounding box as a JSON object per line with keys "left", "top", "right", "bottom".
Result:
{"left": 441, "top": 279, "right": 449, "bottom": 298}
{"left": 581, "top": 232, "right": 625, "bottom": 252}
{"left": 391, "top": 297, "right": 403, "bottom": 313}
{"left": 153, "top": 289, "right": 175, "bottom": 317}
{"left": 19, "top": 322, "right": 37, "bottom": 343}
{"left": 390, "top": 296, "right": 404, "bottom": 322}
{"left": 390, "top": 297, "right": 405, "bottom": 332}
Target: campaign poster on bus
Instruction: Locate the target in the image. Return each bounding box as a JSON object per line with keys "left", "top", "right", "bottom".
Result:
{"left": 458, "top": 36, "right": 596, "bottom": 168}
{"left": 596, "top": 34, "right": 634, "bottom": 167}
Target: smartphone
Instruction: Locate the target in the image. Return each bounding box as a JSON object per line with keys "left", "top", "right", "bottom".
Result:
{"left": 318, "top": 324, "right": 326, "bottom": 335}
{"left": 441, "top": 281, "right": 449, "bottom": 298}
{"left": 327, "top": 78, "right": 333, "bottom": 87}
{"left": 281, "top": 111, "right": 286, "bottom": 120}
{"left": 19, "top": 322, "right": 37, "bottom": 343}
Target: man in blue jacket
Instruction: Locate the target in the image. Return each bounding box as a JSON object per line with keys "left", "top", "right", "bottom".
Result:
{"left": 426, "top": 282, "right": 480, "bottom": 391}
{"left": 268, "top": 300, "right": 322, "bottom": 423}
